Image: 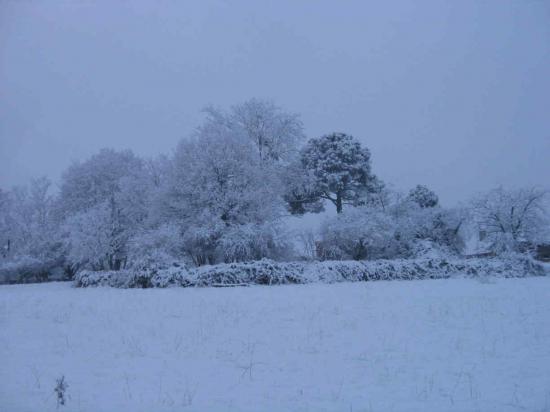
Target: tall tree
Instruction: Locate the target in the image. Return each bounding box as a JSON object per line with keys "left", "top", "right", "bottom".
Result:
{"left": 57, "top": 149, "right": 153, "bottom": 270}
{"left": 300, "top": 132, "right": 376, "bottom": 213}
{"left": 163, "top": 114, "right": 288, "bottom": 264}
{"left": 202, "top": 98, "right": 305, "bottom": 163}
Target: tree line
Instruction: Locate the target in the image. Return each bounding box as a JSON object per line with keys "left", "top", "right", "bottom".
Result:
{"left": 1, "top": 98, "right": 548, "bottom": 280}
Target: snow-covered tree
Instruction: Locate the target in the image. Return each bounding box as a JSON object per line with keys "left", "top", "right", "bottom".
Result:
{"left": 202, "top": 98, "right": 305, "bottom": 163}
{"left": 0, "top": 177, "right": 58, "bottom": 260}
{"left": 58, "top": 148, "right": 156, "bottom": 270}
{"left": 281, "top": 159, "right": 324, "bottom": 215}
{"left": 472, "top": 186, "right": 548, "bottom": 252}
{"left": 167, "top": 130, "right": 281, "bottom": 226}
{"left": 63, "top": 198, "right": 129, "bottom": 271}
{"left": 300, "top": 132, "right": 376, "bottom": 213}
{"left": 163, "top": 113, "right": 290, "bottom": 265}
{"left": 408, "top": 185, "right": 439, "bottom": 208}
{"left": 57, "top": 148, "right": 144, "bottom": 217}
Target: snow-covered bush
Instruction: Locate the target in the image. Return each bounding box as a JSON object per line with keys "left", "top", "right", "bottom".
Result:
{"left": 216, "top": 222, "right": 293, "bottom": 263}
{"left": 191, "top": 259, "right": 305, "bottom": 286}
{"left": 393, "top": 204, "right": 465, "bottom": 254}
{"left": 181, "top": 222, "right": 221, "bottom": 266}
{"left": 127, "top": 225, "right": 184, "bottom": 269}
{"left": 316, "top": 201, "right": 465, "bottom": 261}
{"left": 75, "top": 263, "right": 190, "bottom": 288}
{"left": 74, "top": 254, "right": 546, "bottom": 288}
{"left": 317, "top": 207, "right": 398, "bottom": 260}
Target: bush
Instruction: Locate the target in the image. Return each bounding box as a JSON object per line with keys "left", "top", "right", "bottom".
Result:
{"left": 316, "top": 204, "right": 466, "bottom": 261}
{"left": 181, "top": 221, "right": 294, "bottom": 266}
{"left": 127, "top": 225, "right": 184, "bottom": 268}
{"left": 74, "top": 255, "right": 546, "bottom": 288}
{"left": 192, "top": 259, "right": 305, "bottom": 286}
{"left": 317, "top": 207, "right": 404, "bottom": 260}
{"left": 75, "top": 263, "right": 190, "bottom": 288}
{"left": 216, "top": 222, "right": 293, "bottom": 263}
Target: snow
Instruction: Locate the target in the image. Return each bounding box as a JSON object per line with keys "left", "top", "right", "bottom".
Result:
{"left": 74, "top": 255, "right": 546, "bottom": 288}
{"left": 2, "top": 278, "right": 550, "bottom": 411}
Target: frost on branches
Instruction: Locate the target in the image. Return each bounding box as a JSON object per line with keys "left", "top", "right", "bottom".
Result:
{"left": 299, "top": 133, "right": 379, "bottom": 214}
{"left": 1, "top": 98, "right": 548, "bottom": 285}
{"left": 472, "top": 186, "right": 549, "bottom": 253}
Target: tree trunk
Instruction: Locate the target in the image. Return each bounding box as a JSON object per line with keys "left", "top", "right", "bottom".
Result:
{"left": 336, "top": 193, "right": 343, "bottom": 214}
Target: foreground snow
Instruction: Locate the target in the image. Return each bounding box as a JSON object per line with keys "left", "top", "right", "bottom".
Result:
{"left": 1, "top": 278, "right": 550, "bottom": 411}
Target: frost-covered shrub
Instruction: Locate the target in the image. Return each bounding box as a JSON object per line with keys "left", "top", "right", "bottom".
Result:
{"left": 317, "top": 207, "right": 401, "bottom": 260}
{"left": 216, "top": 222, "right": 293, "bottom": 263}
{"left": 181, "top": 223, "right": 221, "bottom": 266}
{"left": 75, "top": 255, "right": 546, "bottom": 288}
{"left": 181, "top": 220, "right": 293, "bottom": 266}
{"left": 317, "top": 202, "right": 466, "bottom": 261}
{"left": 75, "top": 264, "right": 190, "bottom": 288}
{"left": 74, "top": 270, "right": 129, "bottom": 288}
{"left": 409, "top": 206, "right": 465, "bottom": 253}
{"left": 127, "top": 225, "right": 183, "bottom": 269}
{"left": 472, "top": 187, "right": 548, "bottom": 254}
{"left": 191, "top": 259, "right": 305, "bottom": 286}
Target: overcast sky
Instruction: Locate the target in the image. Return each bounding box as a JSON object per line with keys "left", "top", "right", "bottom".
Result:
{"left": 1, "top": 0, "right": 549, "bottom": 205}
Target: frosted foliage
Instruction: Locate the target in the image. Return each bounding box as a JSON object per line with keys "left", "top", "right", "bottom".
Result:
{"left": 0, "top": 177, "right": 58, "bottom": 261}
{"left": 127, "top": 225, "right": 183, "bottom": 269}
{"left": 408, "top": 184, "right": 439, "bottom": 208}
{"left": 318, "top": 201, "right": 465, "bottom": 261}
{"left": 216, "top": 222, "right": 292, "bottom": 263}
{"left": 318, "top": 207, "right": 396, "bottom": 260}
{"left": 301, "top": 133, "right": 375, "bottom": 213}
{"left": 282, "top": 160, "right": 325, "bottom": 215}
{"left": 63, "top": 200, "right": 128, "bottom": 271}
{"left": 1, "top": 99, "right": 548, "bottom": 285}
{"left": 473, "top": 186, "right": 548, "bottom": 252}
{"left": 203, "top": 98, "right": 305, "bottom": 162}
{"left": 74, "top": 254, "right": 546, "bottom": 288}
{"left": 58, "top": 148, "right": 143, "bottom": 216}
{"left": 162, "top": 111, "right": 290, "bottom": 265}
{"left": 168, "top": 130, "right": 281, "bottom": 226}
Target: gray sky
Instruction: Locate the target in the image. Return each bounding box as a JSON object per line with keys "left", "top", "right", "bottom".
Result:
{"left": 1, "top": 0, "right": 549, "bottom": 205}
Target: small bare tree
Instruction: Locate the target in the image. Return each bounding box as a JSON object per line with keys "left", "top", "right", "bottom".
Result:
{"left": 472, "top": 186, "right": 548, "bottom": 252}
{"left": 54, "top": 375, "right": 68, "bottom": 407}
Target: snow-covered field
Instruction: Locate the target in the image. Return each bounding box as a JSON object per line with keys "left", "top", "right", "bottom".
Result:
{"left": 1, "top": 278, "right": 550, "bottom": 412}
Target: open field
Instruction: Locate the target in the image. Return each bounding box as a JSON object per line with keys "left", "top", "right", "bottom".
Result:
{"left": 1, "top": 277, "right": 550, "bottom": 412}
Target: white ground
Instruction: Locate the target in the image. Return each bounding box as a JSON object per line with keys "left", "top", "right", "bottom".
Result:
{"left": 1, "top": 278, "right": 550, "bottom": 412}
